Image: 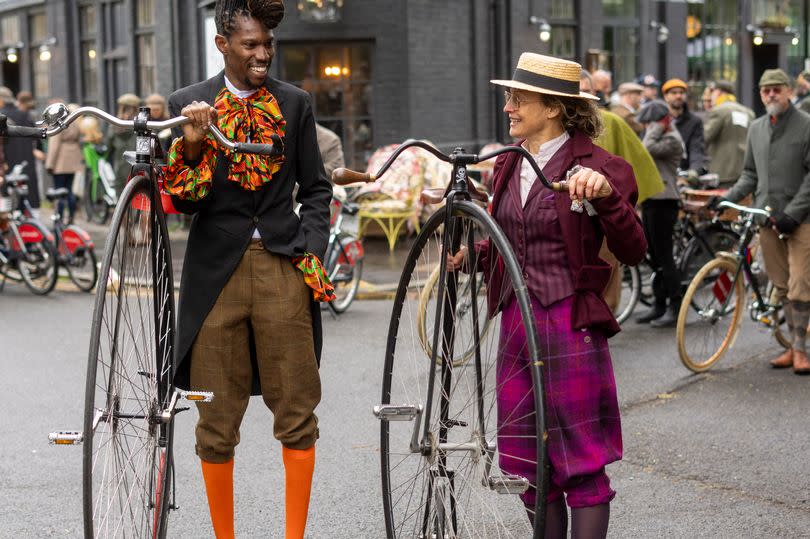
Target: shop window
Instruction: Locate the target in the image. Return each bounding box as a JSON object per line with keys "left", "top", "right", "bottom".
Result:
{"left": 686, "top": 0, "right": 739, "bottom": 110}
{"left": 603, "top": 26, "right": 638, "bottom": 86}
{"left": 280, "top": 42, "right": 373, "bottom": 169}
{"left": 550, "top": 26, "right": 576, "bottom": 60}
{"left": 602, "top": 0, "right": 637, "bottom": 18}
{"left": 80, "top": 3, "right": 98, "bottom": 105}
{"left": 30, "top": 12, "right": 49, "bottom": 101}
{"left": 1, "top": 15, "right": 19, "bottom": 44}
{"left": 136, "top": 0, "right": 157, "bottom": 96}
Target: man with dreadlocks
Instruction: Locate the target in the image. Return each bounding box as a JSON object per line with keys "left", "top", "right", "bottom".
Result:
{"left": 164, "top": 1, "right": 332, "bottom": 537}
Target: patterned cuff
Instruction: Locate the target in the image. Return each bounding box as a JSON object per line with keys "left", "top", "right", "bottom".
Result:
{"left": 293, "top": 253, "right": 336, "bottom": 303}
{"left": 165, "top": 136, "right": 217, "bottom": 201}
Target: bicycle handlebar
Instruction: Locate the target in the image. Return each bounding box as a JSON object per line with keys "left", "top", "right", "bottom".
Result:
{"left": 331, "top": 139, "right": 567, "bottom": 192}
{"left": 717, "top": 200, "right": 770, "bottom": 218}
{"left": 0, "top": 103, "right": 283, "bottom": 158}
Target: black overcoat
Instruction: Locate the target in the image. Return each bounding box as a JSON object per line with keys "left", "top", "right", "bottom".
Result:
{"left": 167, "top": 71, "right": 333, "bottom": 394}
{"left": 2, "top": 104, "right": 42, "bottom": 207}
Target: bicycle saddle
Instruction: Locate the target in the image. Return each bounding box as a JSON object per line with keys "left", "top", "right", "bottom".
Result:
{"left": 45, "top": 188, "right": 71, "bottom": 201}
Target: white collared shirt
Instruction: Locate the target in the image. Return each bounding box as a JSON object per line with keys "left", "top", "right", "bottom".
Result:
{"left": 519, "top": 131, "right": 570, "bottom": 206}
{"left": 224, "top": 75, "right": 263, "bottom": 239}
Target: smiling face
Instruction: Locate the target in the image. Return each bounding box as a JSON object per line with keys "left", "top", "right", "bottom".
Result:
{"left": 216, "top": 14, "right": 274, "bottom": 90}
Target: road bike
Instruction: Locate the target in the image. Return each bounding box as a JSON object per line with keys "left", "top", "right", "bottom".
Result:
{"left": 1, "top": 101, "right": 281, "bottom": 538}
{"left": 0, "top": 163, "right": 58, "bottom": 295}
{"left": 675, "top": 200, "right": 793, "bottom": 372}
{"left": 334, "top": 140, "right": 570, "bottom": 538}
{"left": 323, "top": 189, "right": 364, "bottom": 315}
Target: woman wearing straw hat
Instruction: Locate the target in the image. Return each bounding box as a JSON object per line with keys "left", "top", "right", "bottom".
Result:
{"left": 451, "top": 53, "right": 646, "bottom": 537}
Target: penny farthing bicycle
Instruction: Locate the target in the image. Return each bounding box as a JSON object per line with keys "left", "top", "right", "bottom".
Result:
{"left": 334, "top": 140, "right": 574, "bottom": 538}
{"left": 2, "top": 102, "right": 281, "bottom": 538}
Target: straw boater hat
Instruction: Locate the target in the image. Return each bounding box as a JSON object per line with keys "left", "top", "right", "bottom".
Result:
{"left": 491, "top": 52, "right": 598, "bottom": 100}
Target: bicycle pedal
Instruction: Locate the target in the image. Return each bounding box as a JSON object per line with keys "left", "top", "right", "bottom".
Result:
{"left": 373, "top": 404, "right": 422, "bottom": 421}
{"left": 48, "top": 431, "right": 83, "bottom": 445}
{"left": 488, "top": 474, "right": 529, "bottom": 495}
{"left": 178, "top": 390, "right": 214, "bottom": 402}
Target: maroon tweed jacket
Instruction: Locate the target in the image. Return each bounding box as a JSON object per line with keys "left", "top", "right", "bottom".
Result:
{"left": 485, "top": 130, "right": 646, "bottom": 337}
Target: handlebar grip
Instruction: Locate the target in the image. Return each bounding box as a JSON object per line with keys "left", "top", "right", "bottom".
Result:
{"left": 551, "top": 181, "right": 567, "bottom": 192}
{"left": 332, "top": 168, "right": 376, "bottom": 185}
{"left": 233, "top": 134, "right": 284, "bottom": 157}
{"left": 0, "top": 113, "right": 46, "bottom": 139}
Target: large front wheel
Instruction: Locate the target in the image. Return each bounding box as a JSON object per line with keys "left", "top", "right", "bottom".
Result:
{"left": 676, "top": 256, "right": 745, "bottom": 372}
{"left": 83, "top": 175, "right": 176, "bottom": 538}
{"left": 381, "top": 200, "right": 546, "bottom": 538}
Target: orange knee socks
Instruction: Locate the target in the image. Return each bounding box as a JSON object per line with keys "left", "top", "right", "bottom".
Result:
{"left": 282, "top": 445, "right": 316, "bottom": 539}
{"left": 200, "top": 458, "right": 235, "bottom": 539}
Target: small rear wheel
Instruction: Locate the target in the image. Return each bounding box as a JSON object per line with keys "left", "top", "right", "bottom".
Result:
{"left": 676, "top": 256, "right": 745, "bottom": 372}
{"left": 18, "top": 221, "right": 58, "bottom": 295}
{"left": 83, "top": 175, "right": 176, "bottom": 538}
{"left": 614, "top": 264, "right": 640, "bottom": 325}
{"left": 328, "top": 235, "right": 363, "bottom": 313}
{"left": 64, "top": 242, "right": 98, "bottom": 292}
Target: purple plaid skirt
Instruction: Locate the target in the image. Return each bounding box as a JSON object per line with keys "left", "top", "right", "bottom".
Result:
{"left": 496, "top": 295, "right": 622, "bottom": 506}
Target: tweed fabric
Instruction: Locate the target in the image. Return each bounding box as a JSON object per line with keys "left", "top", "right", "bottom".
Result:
{"left": 191, "top": 241, "right": 321, "bottom": 463}
{"left": 496, "top": 295, "right": 622, "bottom": 508}
{"left": 759, "top": 225, "right": 810, "bottom": 302}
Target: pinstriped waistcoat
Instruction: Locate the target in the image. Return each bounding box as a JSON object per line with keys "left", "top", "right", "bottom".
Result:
{"left": 494, "top": 140, "right": 575, "bottom": 307}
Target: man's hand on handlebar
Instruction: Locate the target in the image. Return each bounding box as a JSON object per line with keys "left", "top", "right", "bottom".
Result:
{"left": 566, "top": 167, "right": 612, "bottom": 202}
{"left": 771, "top": 210, "right": 800, "bottom": 236}
{"left": 180, "top": 101, "right": 218, "bottom": 145}
{"left": 707, "top": 195, "right": 728, "bottom": 214}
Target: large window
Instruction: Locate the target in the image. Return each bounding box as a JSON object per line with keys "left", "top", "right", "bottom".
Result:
{"left": 280, "top": 42, "right": 373, "bottom": 169}
{"left": 79, "top": 3, "right": 99, "bottom": 105}
{"left": 603, "top": 26, "right": 639, "bottom": 86}
{"left": 1, "top": 15, "right": 19, "bottom": 44}
{"left": 548, "top": 0, "right": 577, "bottom": 61}
{"left": 30, "top": 11, "right": 49, "bottom": 101}
{"left": 136, "top": 0, "right": 157, "bottom": 96}
{"left": 686, "top": 0, "right": 740, "bottom": 110}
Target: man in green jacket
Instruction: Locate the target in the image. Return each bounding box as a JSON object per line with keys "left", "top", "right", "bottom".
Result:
{"left": 714, "top": 69, "right": 810, "bottom": 374}
{"left": 704, "top": 81, "right": 754, "bottom": 187}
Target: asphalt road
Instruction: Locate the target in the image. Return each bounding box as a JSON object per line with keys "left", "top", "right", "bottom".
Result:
{"left": 2, "top": 281, "right": 810, "bottom": 538}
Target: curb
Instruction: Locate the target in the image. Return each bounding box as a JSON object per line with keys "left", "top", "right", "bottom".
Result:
{"left": 356, "top": 280, "right": 398, "bottom": 300}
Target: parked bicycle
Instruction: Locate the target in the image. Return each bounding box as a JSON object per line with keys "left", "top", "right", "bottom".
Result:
{"left": 82, "top": 142, "right": 117, "bottom": 224}
{"left": 614, "top": 186, "right": 739, "bottom": 324}
{"left": 1, "top": 100, "right": 281, "bottom": 538}
{"left": 333, "top": 139, "right": 564, "bottom": 538}
{"left": 675, "top": 200, "right": 792, "bottom": 372}
{"left": 44, "top": 186, "right": 98, "bottom": 292}
{"left": 0, "top": 163, "right": 58, "bottom": 295}
{"left": 323, "top": 187, "right": 364, "bottom": 315}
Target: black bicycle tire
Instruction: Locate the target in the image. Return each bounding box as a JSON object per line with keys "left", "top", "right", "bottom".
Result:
{"left": 380, "top": 199, "right": 546, "bottom": 539}
{"left": 18, "top": 220, "right": 58, "bottom": 295}
{"left": 329, "top": 235, "right": 363, "bottom": 313}
{"left": 615, "top": 264, "right": 641, "bottom": 325}
{"left": 65, "top": 244, "right": 99, "bottom": 293}
{"left": 679, "top": 226, "right": 739, "bottom": 283}
{"left": 83, "top": 175, "right": 176, "bottom": 538}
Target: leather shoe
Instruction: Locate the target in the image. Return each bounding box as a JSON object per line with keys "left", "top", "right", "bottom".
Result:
{"left": 793, "top": 350, "right": 810, "bottom": 375}
{"left": 635, "top": 304, "right": 666, "bottom": 324}
{"left": 769, "top": 348, "right": 794, "bottom": 369}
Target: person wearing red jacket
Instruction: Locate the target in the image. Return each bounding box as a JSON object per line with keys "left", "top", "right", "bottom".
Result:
{"left": 450, "top": 53, "right": 646, "bottom": 538}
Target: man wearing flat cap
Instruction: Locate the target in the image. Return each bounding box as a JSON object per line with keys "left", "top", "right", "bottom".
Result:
{"left": 638, "top": 74, "right": 660, "bottom": 105}
{"left": 610, "top": 82, "right": 644, "bottom": 136}
{"left": 704, "top": 81, "right": 754, "bottom": 186}
{"left": 712, "top": 68, "right": 810, "bottom": 374}
{"left": 662, "top": 78, "right": 707, "bottom": 179}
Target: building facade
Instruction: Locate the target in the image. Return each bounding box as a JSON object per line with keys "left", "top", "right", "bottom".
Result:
{"left": 0, "top": 0, "right": 807, "bottom": 167}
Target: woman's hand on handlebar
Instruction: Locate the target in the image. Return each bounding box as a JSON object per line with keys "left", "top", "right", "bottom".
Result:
{"left": 566, "top": 166, "right": 612, "bottom": 202}
{"left": 446, "top": 245, "right": 468, "bottom": 272}
{"left": 181, "top": 101, "right": 217, "bottom": 145}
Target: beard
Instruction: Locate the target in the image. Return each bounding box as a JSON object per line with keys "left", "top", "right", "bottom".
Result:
{"left": 765, "top": 101, "right": 787, "bottom": 116}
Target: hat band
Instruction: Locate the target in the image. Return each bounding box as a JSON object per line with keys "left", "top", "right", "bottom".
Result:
{"left": 512, "top": 68, "right": 579, "bottom": 95}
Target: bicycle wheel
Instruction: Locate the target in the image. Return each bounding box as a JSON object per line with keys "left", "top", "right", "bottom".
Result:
{"left": 84, "top": 170, "right": 110, "bottom": 225}
{"left": 614, "top": 264, "right": 640, "bottom": 325}
{"left": 380, "top": 199, "right": 546, "bottom": 539}
{"left": 83, "top": 175, "right": 176, "bottom": 538}
{"left": 676, "top": 256, "right": 745, "bottom": 372}
{"left": 417, "top": 263, "right": 493, "bottom": 366}
{"left": 62, "top": 227, "right": 99, "bottom": 292}
{"left": 17, "top": 220, "right": 58, "bottom": 295}
{"left": 328, "top": 234, "right": 364, "bottom": 313}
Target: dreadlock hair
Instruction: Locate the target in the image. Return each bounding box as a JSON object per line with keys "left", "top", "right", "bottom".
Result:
{"left": 539, "top": 93, "right": 604, "bottom": 140}
{"left": 215, "top": 0, "right": 285, "bottom": 36}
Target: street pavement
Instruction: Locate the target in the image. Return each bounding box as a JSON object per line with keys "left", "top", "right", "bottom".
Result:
{"left": 2, "top": 219, "right": 810, "bottom": 537}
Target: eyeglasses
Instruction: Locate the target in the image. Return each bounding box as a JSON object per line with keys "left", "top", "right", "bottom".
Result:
{"left": 504, "top": 90, "right": 541, "bottom": 109}
{"left": 760, "top": 86, "right": 784, "bottom": 95}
